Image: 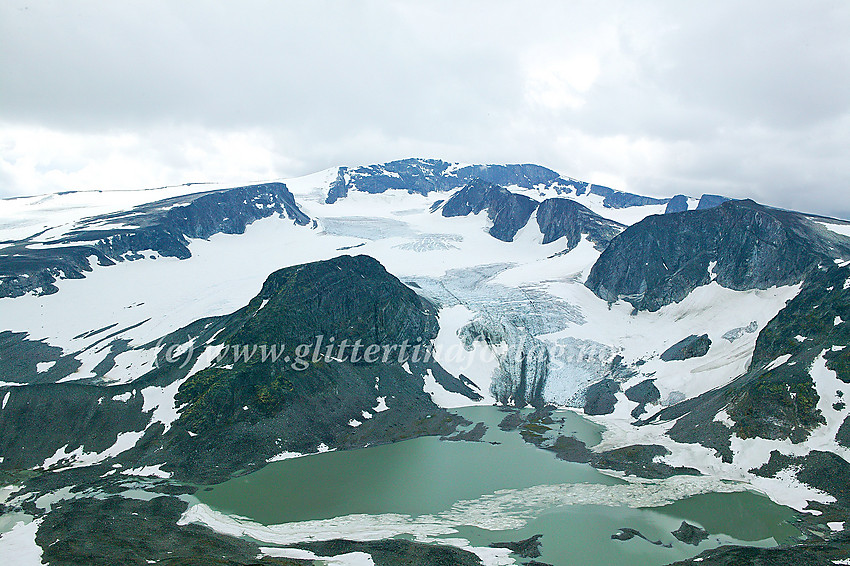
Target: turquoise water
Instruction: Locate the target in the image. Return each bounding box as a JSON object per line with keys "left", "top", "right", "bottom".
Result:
{"left": 197, "top": 406, "right": 799, "bottom": 565}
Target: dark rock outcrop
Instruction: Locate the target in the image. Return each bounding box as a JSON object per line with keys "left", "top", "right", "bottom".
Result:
{"left": 697, "top": 193, "right": 731, "bottom": 210}
{"left": 442, "top": 178, "right": 538, "bottom": 242}
{"left": 667, "top": 537, "right": 850, "bottom": 566}
{"left": 625, "top": 378, "right": 661, "bottom": 418}
{"left": 583, "top": 379, "right": 620, "bottom": 415}
{"left": 672, "top": 521, "right": 710, "bottom": 545}
{"left": 752, "top": 450, "right": 850, "bottom": 508}
{"left": 838, "top": 415, "right": 850, "bottom": 448}
{"left": 489, "top": 534, "right": 543, "bottom": 558}
{"left": 661, "top": 334, "right": 712, "bottom": 361}
{"left": 665, "top": 195, "right": 689, "bottom": 214}
{"left": 535, "top": 198, "right": 623, "bottom": 250}
{"left": 585, "top": 199, "right": 850, "bottom": 311}
{"left": 582, "top": 184, "right": 669, "bottom": 209}
{"left": 297, "top": 538, "right": 485, "bottom": 566}
{"left": 625, "top": 379, "right": 661, "bottom": 405}
{"left": 37, "top": 496, "right": 303, "bottom": 566}
{"left": 164, "top": 255, "right": 475, "bottom": 481}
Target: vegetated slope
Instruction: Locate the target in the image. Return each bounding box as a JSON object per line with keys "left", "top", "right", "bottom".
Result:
{"left": 0, "top": 182, "right": 310, "bottom": 298}
{"left": 649, "top": 262, "right": 850, "bottom": 489}
{"left": 586, "top": 199, "right": 850, "bottom": 311}
{"left": 0, "top": 255, "right": 477, "bottom": 483}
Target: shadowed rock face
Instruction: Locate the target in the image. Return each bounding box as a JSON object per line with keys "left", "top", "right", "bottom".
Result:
{"left": 661, "top": 334, "right": 712, "bottom": 361}
{"left": 326, "top": 158, "right": 563, "bottom": 203}
{"left": 535, "top": 198, "right": 623, "bottom": 250}
{"left": 442, "top": 178, "right": 538, "bottom": 242}
{"left": 697, "top": 193, "right": 731, "bottom": 210}
{"left": 665, "top": 194, "right": 689, "bottom": 214}
{"left": 585, "top": 199, "right": 850, "bottom": 311}
{"left": 583, "top": 379, "right": 619, "bottom": 415}
{"left": 0, "top": 183, "right": 310, "bottom": 298}
{"left": 441, "top": 180, "right": 624, "bottom": 248}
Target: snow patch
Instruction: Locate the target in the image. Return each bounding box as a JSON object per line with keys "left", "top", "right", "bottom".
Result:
{"left": 140, "top": 377, "right": 188, "bottom": 433}
{"left": 261, "top": 548, "right": 376, "bottom": 565}
{"left": 0, "top": 519, "right": 44, "bottom": 566}
{"left": 122, "top": 465, "right": 171, "bottom": 479}
{"left": 39, "top": 430, "right": 145, "bottom": 471}
{"left": 267, "top": 451, "right": 304, "bottom": 463}
{"left": 423, "top": 368, "right": 479, "bottom": 409}
{"left": 765, "top": 354, "right": 793, "bottom": 371}
{"left": 35, "top": 361, "right": 55, "bottom": 373}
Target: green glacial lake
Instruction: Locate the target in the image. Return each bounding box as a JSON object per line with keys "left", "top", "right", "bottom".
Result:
{"left": 197, "top": 406, "right": 800, "bottom": 566}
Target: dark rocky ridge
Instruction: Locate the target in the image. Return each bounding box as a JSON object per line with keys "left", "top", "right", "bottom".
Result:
{"left": 324, "top": 157, "right": 676, "bottom": 209}
{"left": 0, "top": 182, "right": 310, "bottom": 298}
{"left": 665, "top": 194, "right": 689, "bottom": 213}
{"left": 697, "top": 194, "right": 731, "bottom": 209}
{"left": 326, "top": 159, "right": 563, "bottom": 203}
{"left": 158, "top": 255, "right": 478, "bottom": 482}
{"left": 441, "top": 178, "right": 538, "bottom": 242}
{"left": 441, "top": 179, "right": 624, "bottom": 248}
{"left": 586, "top": 199, "right": 850, "bottom": 311}
{"left": 0, "top": 255, "right": 476, "bottom": 483}
{"left": 489, "top": 534, "right": 543, "bottom": 558}
{"left": 535, "top": 197, "right": 623, "bottom": 250}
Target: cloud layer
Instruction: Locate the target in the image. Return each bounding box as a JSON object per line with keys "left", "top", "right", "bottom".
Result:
{"left": 1, "top": 1, "right": 848, "bottom": 217}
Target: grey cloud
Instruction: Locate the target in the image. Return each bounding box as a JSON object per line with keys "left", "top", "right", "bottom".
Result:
{"left": 0, "top": 1, "right": 848, "bottom": 218}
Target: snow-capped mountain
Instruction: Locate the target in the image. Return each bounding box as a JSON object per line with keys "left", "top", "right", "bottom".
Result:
{"left": 2, "top": 158, "right": 850, "bottom": 565}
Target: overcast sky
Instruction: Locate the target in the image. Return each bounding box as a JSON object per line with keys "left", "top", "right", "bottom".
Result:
{"left": 1, "top": 1, "right": 849, "bottom": 217}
